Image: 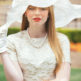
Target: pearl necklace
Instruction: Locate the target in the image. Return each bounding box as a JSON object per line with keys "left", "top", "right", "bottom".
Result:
{"left": 26, "top": 28, "right": 47, "bottom": 48}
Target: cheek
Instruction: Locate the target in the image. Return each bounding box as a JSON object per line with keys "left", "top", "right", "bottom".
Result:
{"left": 42, "top": 11, "right": 49, "bottom": 19}
{"left": 26, "top": 11, "right": 34, "bottom": 19}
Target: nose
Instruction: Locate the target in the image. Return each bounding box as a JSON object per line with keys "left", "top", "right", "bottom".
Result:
{"left": 35, "top": 9, "right": 40, "bottom": 15}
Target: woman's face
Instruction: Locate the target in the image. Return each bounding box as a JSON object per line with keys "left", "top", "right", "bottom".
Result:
{"left": 25, "top": 5, "right": 49, "bottom": 25}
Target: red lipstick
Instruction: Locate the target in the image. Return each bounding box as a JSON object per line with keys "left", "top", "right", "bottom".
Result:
{"left": 33, "top": 18, "right": 41, "bottom": 22}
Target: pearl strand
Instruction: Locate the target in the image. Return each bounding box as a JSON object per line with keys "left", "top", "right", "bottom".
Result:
{"left": 26, "top": 28, "right": 47, "bottom": 48}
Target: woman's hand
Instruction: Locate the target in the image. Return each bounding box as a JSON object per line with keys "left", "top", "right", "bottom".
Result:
{"left": 0, "top": 26, "right": 8, "bottom": 53}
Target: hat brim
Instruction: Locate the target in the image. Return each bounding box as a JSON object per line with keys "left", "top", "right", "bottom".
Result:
{"left": 0, "top": 0, "right": 81, "bottom": 29}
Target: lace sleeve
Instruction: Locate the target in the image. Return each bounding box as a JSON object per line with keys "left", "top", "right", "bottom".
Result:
{"left": 61, "top": 35, "right": 71, "bottom": 64}
{"left": 57, "top": 33, "right": 71, "bottom": 65}
{"left": 6, "top": 35, "right": 18, "bottom": 61}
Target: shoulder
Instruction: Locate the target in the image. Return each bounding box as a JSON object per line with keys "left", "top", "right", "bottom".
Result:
{"left": 56, "top": 32, "right": 70, "bottom": 44}
{"left": 7, "top": 30, "right": 26, "bottom": 40}
{"left": 6, "top": 30, "right": 27, "bottom": 47}
{"left": 56, "top": 32, "right": 70, "bottom": 41}
{"left": 7, "top": 30, "right": 27, "bottom": 45}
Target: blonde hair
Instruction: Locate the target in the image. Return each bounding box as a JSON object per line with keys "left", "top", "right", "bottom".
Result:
{"left": 21, "top": 5, "right": 64, "bottom": 75}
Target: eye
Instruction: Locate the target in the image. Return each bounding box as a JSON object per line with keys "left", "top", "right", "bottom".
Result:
{"left": 28, "top": 7, "right": 35, "bottom": 10}
{"left": 41, "top": 8, "right": 48, "bottom": 10}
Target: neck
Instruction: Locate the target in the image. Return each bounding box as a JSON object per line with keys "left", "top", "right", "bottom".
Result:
{"left": 27, "top": 24, "right": 47, "bottom": 38}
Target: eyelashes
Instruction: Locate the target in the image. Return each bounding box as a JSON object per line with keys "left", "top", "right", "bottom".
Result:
{"left": 28, "top": 7, "right": 34, "bottom": 10}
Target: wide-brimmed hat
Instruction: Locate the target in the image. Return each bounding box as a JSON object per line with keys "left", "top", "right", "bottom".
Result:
{"left": 0, "top": 0, "right": 81, "bottom": 30}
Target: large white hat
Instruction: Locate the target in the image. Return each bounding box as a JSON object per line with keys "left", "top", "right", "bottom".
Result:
{"left": 0, "top": 0, "right": 81, "bottom": 29}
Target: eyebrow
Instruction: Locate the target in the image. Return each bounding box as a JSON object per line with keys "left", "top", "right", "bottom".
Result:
{"left": 28, "top": 5, "right": 49, "bottom": 9}
{"left": 28, "top": 5, "right": 36, "bottom": 8}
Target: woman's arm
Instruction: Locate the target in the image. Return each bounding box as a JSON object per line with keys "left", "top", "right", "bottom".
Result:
{"left": 53, "top": 62, "right": 71, "bottom": 81}
{"left": 43, "top": 62, "right": 71, "bottom": 81}
{"left": 0, "top": 51, "right": 24, "bottom": 81}
{"left": 53, "top": 33, "right": 71, "bottom": 81}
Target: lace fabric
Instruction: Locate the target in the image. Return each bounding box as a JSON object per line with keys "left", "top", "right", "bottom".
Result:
{"left": 6, "top": 30, "right": 71, "bottom": 81}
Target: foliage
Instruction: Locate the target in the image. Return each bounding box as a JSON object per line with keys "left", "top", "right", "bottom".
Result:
{"left": 56, "top": 28, "right": 81, "bottom": 43}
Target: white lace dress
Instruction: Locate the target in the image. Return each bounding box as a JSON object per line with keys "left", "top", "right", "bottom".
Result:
{"left": 6, "top": 30, "right": 71, "bottom": 81}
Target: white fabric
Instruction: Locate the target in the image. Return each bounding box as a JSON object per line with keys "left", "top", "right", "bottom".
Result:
{"left": 0, "top": 26, "right": 8, "bottom": 53}
{"left": 0, "top": 0, "right": 81, "bottom": 53}
{"left": 57, "top": 33, "right": 71, "bottom": 63}
{"left": 3, "top": 0, "right": 81, "bottom": 28}
{"left": 0, "top": 0, "right": 81, "bottom": 29}
{"left": 6, "top": 30, "right": 71, "bottom": 81}
{"left": 54, "top": 0, "right": 81, "bottom": 27}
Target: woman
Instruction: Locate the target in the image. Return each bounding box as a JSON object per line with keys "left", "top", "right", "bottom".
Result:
{"left": 0, "top": 0, "right": 81, "bottom": 81}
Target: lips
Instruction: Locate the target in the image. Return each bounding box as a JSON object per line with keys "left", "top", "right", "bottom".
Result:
{"left": 33, "top": 18, "right": 41, "bottom": 22}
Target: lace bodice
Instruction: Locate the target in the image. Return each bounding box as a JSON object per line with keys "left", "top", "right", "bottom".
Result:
{"left": 6, "top": 30, "right": 71, "bottom": 81}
